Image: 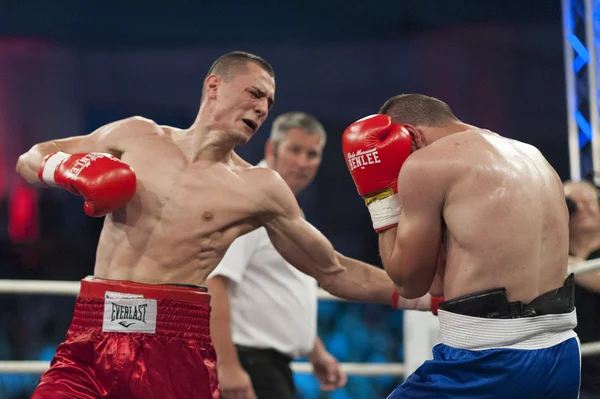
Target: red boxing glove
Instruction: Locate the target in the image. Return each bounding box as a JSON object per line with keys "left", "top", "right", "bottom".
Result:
{"left": 38, "top": 152, "right": 136, "bottom": 217}
{"left": 430, "top": 297, "right": 444, "bottom": 316}
{"left": 392, "top": 291, "right": 444, "bottom": 316}
{"left": 342, "top": 114, "right": 412, "bottom": 231}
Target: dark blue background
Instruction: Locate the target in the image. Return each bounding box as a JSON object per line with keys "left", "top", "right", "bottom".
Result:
{"left": 0, "top": 2, "right": 570, "bottom": 398}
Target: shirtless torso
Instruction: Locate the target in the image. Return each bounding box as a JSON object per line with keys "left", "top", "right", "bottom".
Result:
{"left": 19, "top": 117, "right": 335, "bottom": 286}
{"left": 20, "top": 52, "right": 432, "bottom": 399}
{"left": 439, "top": 130, "right": 568, "bottom": 301}
{"left": 16, "top": 58, "right": 433, "bottom": 310}
{"left": 94, "top": 124, "right": 280, "bottom": 285}
{"left": 400, "top": 128, "right": 569, "bottom": 302}
{"left": 17, "top": 123, "right": 417, "bottom": 309}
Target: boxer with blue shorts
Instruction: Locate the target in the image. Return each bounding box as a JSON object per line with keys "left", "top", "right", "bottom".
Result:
{"left": 389, "top": 275, "right": 580, "bottom": 399}
{"left": 342, "top": 94, "right": 581, "bottom": 398}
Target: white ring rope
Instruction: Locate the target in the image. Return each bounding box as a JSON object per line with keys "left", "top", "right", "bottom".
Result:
{"left": 0, "top": 279, "right": 342, "bottom": 300}
{"left": 0, "top": 361, "right": 405, "bottom": 376}
{"left": 567, "top": 257, "right": 600, "bottom": 276}
{"left": 0, "top": 257, "right": 599, "bottom": 376}
{"left": 0, "top": 256, "right": 598, "bottom": 297}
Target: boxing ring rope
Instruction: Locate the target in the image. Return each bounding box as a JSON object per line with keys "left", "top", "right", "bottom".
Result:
{"left": 0, "top": 279, "right": 346, "bottom": 301}
{"left": 0, "top": 361, "right": 405, "bottom": 377}
{"left": 0, "top": 280, "right": 403, "bottom": 376}
{"left": 1, "top": 255, "right": 599, "bottom": 296}
{"left": 0, "top": 257, "right": 600, "bottom": 376}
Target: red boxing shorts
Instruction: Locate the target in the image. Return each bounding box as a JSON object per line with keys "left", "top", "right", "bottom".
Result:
{"left": 31, "top": 276, "right": 219, "bottom": 399}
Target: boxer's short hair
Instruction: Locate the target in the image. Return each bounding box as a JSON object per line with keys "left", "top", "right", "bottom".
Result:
{"left": 380, "top": 94, "right": 459, "bottom": 127}
{"left": 206, "top": 51, "right": 274, "bottom": 82}
{"left": 269, "top": 112, "right": 327, "bottom": 148}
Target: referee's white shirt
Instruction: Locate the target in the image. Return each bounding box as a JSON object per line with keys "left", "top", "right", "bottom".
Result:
{"left": 208, "top": 181, "right": 318, "bottom": 358}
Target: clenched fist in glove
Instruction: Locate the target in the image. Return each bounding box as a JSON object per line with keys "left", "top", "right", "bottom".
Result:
{"left": 38, "top": 152, "right": 136, "bottom": 217}
{"left": 342, "top": 114, "right": 412, "bottom": 232}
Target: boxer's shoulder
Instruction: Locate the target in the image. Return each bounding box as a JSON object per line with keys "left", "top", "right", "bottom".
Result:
{"left": 84, "top": 116, "right": 163, "bottom": 158}
{"left": 427, "top": 130, "right": 478, "bottom": 154}
{"left": 240, "top": 164, "right": 285, "bottom": 192}
{"left": 98, "top": 116, "right": 164, "bottom": 147}
{"left": 113, "top": 116, "right": 162, "bottom": 135}
{"left": 398, "top": 139, "right": 467, "bottom": 198}
{"left": 419, "top": 130, "right": 496, "bottom": 171}
{"left": 401, "top": 144, "right": 455, "bottom": 180}
{"left": 238, "top": 166, "right": 298, "bottom": 216}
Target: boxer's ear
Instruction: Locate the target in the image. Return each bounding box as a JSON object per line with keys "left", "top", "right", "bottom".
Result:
{"left": 204, "top": 75, "right": 221, "bottom": 100}
{"left": 403, "top": 124, "right": 424, "bottom": 151}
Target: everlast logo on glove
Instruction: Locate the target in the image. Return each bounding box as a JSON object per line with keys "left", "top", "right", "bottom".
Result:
{"left": 102, "top": 293, "right": 157, "bottom": 333}
{"left": 346, "top": 148, "right": 382, "bottom": 171}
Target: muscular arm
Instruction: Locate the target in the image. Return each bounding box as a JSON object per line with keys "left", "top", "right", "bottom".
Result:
{"left": 16, "top": 116, "right": 154, "bottom": 186}
{"left": 257, "top": 171, "right": 398, "bottom": 306}
{"left": 378, "top": 156, "right": 448, "bottom": 299}
{"left": 205, "top": 276, "right": 242, "bottom": 366}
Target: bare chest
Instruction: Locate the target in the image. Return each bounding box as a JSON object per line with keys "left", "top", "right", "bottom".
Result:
{"left": 171, "top": 173, "right": 256, "bottom": 224}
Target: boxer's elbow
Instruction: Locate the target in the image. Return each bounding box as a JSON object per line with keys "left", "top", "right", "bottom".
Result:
{"left": 15, "top": 153, "right": 27, "bottom": 176}
{"left": 385, "top": 263, "right": 433, "bottom": 299}
{"left": 16, "top": 145, "right": 36, "bottom": 171}
{"left": 16, "top": 149, "right": 43, "bottom": 186}
{"left": 382, "top": 258, "right": 407, "bottom": 287}
{"left": 397, "top": 283, "right": 430, "bottom": 299}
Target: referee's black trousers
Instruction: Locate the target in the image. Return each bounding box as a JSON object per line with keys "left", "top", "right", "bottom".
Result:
{"left": 236, "top": 344, "right": 296, "bottom": 399}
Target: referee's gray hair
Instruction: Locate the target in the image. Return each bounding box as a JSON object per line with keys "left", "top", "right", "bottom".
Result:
{"left": 269, "top": 112, "right": 327, "bottom": 148}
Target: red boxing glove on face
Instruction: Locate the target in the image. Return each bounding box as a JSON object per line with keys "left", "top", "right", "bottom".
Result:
{"left": 342, "top": 114, "right": 412, "bottom": 232}
{"left": 39, "top": 152, "right": 136, "bottom": 217}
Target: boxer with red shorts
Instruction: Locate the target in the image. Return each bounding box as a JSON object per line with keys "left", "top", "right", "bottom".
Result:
{"left": 32, "top": 277, "right": 218, "bottom": 399}
{"left": 17, "top": 52, "right": 435, "bottom": 398}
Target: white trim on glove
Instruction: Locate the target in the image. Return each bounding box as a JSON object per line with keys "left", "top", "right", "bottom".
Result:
{"left": 40, "top": 152, "right": 70, "bottom": 187}
{"left": 367, "top": 193, "right": 401, "bottom": 232}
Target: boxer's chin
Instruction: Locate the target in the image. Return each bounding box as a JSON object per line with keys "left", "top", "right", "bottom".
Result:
{"left": 226, "top": 130, "right": 251, "bottom": 145}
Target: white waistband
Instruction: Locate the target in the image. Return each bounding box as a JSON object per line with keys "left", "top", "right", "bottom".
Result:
{"left": 438, "top": 309, "right": 578, "bottom": 350}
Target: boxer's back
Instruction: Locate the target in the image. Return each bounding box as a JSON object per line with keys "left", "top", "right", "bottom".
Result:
{"left": 438, "top": 129, "right": 569, "bottom": 302}
{"left": 93, "top": 124, "right": 271, "bottom": 285}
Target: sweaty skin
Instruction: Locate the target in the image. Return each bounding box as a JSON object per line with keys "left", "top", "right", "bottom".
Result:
{"left": 17, "top": 63, "right": 423, "bottom": 309}
{"left": 379, "top": 127, "right": 569, "bottom": 303}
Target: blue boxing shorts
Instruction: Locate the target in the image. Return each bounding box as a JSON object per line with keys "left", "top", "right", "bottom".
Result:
{"left": 389, "top": 274, "right": 581, "bottom": 399}
{"left": 388, "top": 309, "right": 580, "bottom": 399}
